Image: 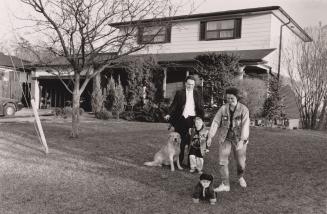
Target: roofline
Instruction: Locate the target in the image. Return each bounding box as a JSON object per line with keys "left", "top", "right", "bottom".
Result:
{"left": 110, "top": 6, "right": 281, "bottom": 27}
{"left": 272, "top": 7, "right": 312, "bottom": 42}
{"left": 110, "top": 5, "right": 312, "bottom": 42}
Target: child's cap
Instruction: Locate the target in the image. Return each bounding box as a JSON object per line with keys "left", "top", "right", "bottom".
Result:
{"left": 200, "top": 173, "right": 213, "bottom": 182}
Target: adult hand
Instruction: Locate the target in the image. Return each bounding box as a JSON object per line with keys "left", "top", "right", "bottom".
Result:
{"left": 164, "top": 115, "right": 170, "bottom": 121}
{"left": 236, "top": 140, "right": 244, "bottom": 150}
{"left": 207, "top": 138, "right": 212, "bottom": 147}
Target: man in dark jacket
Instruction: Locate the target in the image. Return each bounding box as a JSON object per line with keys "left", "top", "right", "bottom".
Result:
{"left": 164, "top": 75, "right": 204, "bottom": 166}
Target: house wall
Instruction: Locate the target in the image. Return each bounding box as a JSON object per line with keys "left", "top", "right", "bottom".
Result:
{"left": 133, "top": 14, "right": 274, "bottom": 54}
{"left": 264, "top": 14, "right": 302, "bottom": 80}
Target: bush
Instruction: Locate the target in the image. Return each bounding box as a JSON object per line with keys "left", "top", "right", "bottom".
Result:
{"left": 91, "top": 88, "right": 104, "bottom": 114}
{"left": 120, "top": 101, "right": 170, "bottom": 122}
{"left": 104, "top": 76, "right": 116, "bottom": 111}
{"left": 194, "top": 53, "right": 240, "bottom": 106}
{"left": 51, "top": 106, "right": 84, "bottom": 119}
{"left": 112, "top": 76, "right": 126, "bottom": 119}
{"left": 95, "top": 110, "right": 112, "bottom": 120}
{"left": 52, "top": 107, "right": 63, "bottom": 117}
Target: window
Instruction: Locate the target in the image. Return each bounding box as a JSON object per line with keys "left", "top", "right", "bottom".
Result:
{"left": 200, "top": 18, "right": 242, "bottom": 40}
{"left": 138, "top": 25, "right": 171, "bottom": 44}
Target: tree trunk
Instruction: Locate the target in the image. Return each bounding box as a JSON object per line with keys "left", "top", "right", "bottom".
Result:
{"left": 71, "top": 74, "right": 81, "bottom": 138}
{"left": 318, "top": 98, "right": 327, "bottom": 130}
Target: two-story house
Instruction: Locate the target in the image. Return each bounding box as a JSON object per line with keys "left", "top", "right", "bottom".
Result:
{"left": 110, "top": 5, "right": 311, "bottom": 97}
{"left": 30, "top": 6, "right": 311, "bottom": 115}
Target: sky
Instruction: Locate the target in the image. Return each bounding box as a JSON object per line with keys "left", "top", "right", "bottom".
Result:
{"left": 0, "top": 0, "right": 327, "bottom": 52}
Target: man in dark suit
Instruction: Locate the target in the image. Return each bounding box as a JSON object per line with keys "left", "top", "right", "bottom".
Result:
{"left": 165, "top": 75, "right": 204, "bottom": 166}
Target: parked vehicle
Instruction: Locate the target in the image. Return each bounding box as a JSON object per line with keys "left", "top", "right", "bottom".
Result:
{"left": 0, "top": 98, "right": 24, "bottom": 116}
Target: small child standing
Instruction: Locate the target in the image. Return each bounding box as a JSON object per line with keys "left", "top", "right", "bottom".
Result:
{"left": 189, "top": 117, "right": 209, "bottom": 174}
{"left": 192, "top": 173, "right": 216, "bottom": 205}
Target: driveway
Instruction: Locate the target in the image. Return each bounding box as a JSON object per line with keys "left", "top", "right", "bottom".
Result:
{"left": 0, "top": 108, "right": 54, "bottom": 123}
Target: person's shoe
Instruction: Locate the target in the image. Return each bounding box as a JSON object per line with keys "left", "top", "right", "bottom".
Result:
{"left": 189, "top": 168, "right": 195, "bottom": 173}
{"left": 214, "top": 183, "right": 230, "bottom": 192}
{"left": 197, "top": 170, "right": 203, "bottom": 175}
{"left": 239, "top": 177, "right": 247, "bottom": 188}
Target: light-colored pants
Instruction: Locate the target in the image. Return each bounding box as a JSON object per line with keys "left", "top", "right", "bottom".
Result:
{"left": 219, "top": 139, "right": 247, "bottom": 185}
{"left": 189, "top": 155, "right": 204, "bottom": 171}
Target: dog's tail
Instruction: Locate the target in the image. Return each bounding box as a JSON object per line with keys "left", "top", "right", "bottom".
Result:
{"left": 144, "top": 161, "right": 161, "bottom": 167}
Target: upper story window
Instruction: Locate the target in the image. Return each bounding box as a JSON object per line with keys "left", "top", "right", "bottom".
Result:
{"left": 200, "top": 18, "right": 242, "bottom": 40}
{"left": 137, "top": 25, "right": 171, "bottom": 44}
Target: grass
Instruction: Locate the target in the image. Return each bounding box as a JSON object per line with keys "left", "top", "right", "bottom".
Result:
{"left": 0, "top": 116, "right": 326, "bottom": 214}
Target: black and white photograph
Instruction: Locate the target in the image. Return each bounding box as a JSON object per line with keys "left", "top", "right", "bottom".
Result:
{"left": 0, "top": 0, "right": 326, "bottom": 213}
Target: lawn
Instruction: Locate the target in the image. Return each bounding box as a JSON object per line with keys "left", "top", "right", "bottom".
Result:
{"left": 0, "top": 116, "right": 326, "bottom": 214}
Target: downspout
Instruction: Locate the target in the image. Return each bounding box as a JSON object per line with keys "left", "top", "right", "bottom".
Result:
{"left": 277, "top": 19, "right": 291, "bottom": 81}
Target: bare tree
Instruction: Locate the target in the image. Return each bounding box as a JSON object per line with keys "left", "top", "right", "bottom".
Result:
{"left": 18, "top": 0, "right": 188, "bottom": 137}
{"left": 234, "top": 78, "right": 266, "bottom": 119}
{"left": 284, "top": 24, "right": 327, "bottom": 129}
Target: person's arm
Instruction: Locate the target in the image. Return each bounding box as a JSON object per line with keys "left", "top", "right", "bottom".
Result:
{"left": 192, "top": 183, "right": 201, "bottom": 203}
{"left": 208, "top": 187, "right": 217, "bottom": 205}
{"left": 236, "top": 106, "right": 250, "bottom": 150}
{"left": 165, "top": 91, "right": 180, "bottom": 121}
{"left": 240, "top": 107, "right": 250, "bottom": 141}
{"left": 207, "top": 107, "right": 223, "bottom": 146}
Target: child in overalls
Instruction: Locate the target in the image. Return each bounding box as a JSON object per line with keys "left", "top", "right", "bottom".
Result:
{"left": 189, "top": 117, "right": 209, "bottom": 174}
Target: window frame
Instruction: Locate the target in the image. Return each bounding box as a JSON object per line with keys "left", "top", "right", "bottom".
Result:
{"left": 200, "top": 18, "right": 242, "bottom": 41}
{"left": 138, "top": 24, "right": 171, "bottom": 44}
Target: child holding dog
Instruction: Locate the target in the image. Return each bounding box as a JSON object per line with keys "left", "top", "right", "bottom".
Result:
{"left": 189, "top": 117, "right": 209, "bottom": 174}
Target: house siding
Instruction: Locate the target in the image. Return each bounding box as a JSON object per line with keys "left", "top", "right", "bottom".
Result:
{"left": 133, "top": 14, "right": 273, "bottom": 54}
{"left": 264, "top": 14, "right": 302, "bottom": 79}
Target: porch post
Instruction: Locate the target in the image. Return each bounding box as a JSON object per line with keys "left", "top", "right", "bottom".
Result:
{"left": 163, "top": 67, "right": 167, "bottom": 98}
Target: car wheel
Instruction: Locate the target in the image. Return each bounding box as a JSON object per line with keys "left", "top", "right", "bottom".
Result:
{"left": 4, "top": 103, "right": 16, "bottom": 116}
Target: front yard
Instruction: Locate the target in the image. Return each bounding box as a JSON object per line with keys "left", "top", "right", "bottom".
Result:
{"left": 0, "top": 117, "right": 326, "bottom": 214}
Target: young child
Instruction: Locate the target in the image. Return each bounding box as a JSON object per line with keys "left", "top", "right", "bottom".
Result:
{"left": 192, "top": 173, "right": 216, "bottom": 205}
{"left": 189, "top": 117, "right": 209, "bottom": 174}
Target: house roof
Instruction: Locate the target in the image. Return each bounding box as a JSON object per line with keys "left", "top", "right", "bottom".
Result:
{"left": 280, "top": 85, "right": 300, "bottom": 119}
{"left": 0, "top": 52, "right": 28, "bottom": 68}
{"left": 123, "top": 49, "right": 276, "bottom": 65}
{"left": 110, "top": 6, "right": 312, "bottom": 42}
{"left": 30, "top": 52, "right": 117, "bottom": 67}
{"left": 32, "top": 49, "right": 275, "bottom": 68}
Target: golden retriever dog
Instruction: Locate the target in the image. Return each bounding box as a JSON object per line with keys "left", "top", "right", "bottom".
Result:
{"left": 144, "top": 132, "right": 183, "bottom": 171}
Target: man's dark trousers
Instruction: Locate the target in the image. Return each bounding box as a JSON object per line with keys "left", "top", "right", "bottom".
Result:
{"left": 175, "top": 116, "right": 195, "bottom": 165}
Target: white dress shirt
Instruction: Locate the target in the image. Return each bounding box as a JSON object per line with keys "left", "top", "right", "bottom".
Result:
{"left": 182, "top": 90, "right": 196, "bottom": 118}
